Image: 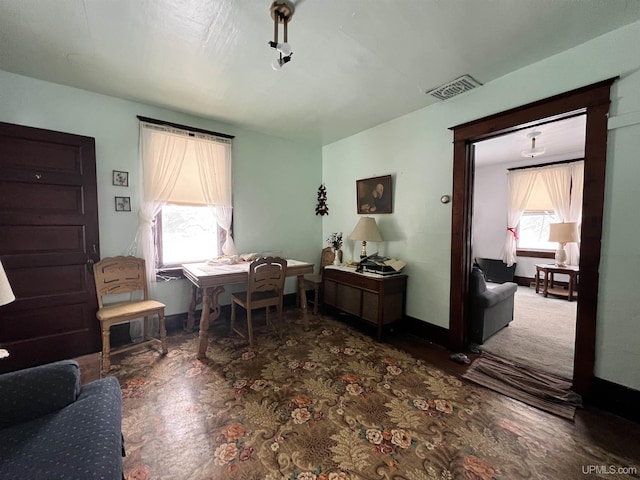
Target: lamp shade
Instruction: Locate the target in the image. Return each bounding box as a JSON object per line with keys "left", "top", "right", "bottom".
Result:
{"left": 349, "top": 217, "right": 382, "bottom": 242}
{"left": 0, "top": 260, "right": 15, "bottom": 306}
{"left": 548, "top": 222, "right": 579, "bottom": 243}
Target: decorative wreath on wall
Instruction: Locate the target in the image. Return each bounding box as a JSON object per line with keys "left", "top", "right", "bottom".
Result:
{"left": 315, "top": 184, "right": 329, "bottom": 216}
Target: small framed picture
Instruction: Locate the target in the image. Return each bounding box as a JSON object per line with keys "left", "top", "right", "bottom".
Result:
{"left": 112, "top": 170, "right": 129, "bottom": 187}
{"left": 115, "top": 196, "right": 131, "bottom": 212}
{"left": 356, "top": 174, "right": 392, "bottom": 214}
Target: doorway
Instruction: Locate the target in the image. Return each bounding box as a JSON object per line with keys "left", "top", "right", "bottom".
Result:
{"left": 448, "top": 79, "right": 615, "bottom": 395}
{"left": 471, "top": 115, "right": 585, "bottom": 379}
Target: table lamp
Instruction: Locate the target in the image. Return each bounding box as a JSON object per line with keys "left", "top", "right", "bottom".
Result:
{"left": 350, "top": 217, "right": 382, "bottom": 259}
{"left": 548, "top": 222, "right": 579, "bottom": 267}
{"left": 0, "top": 260, "right": 16, "bottom": 359}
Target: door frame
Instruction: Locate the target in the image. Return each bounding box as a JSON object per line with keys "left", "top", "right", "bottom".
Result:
{"left": 448, "top": 78, "right": 616, "bottom": 396}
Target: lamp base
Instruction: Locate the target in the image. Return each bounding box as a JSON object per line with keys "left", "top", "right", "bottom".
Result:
{"left": 555, "top": 243, "right": 568, "bottom": 267}
{"left": 360, "top": 240, "right": 368, "bottom": 259}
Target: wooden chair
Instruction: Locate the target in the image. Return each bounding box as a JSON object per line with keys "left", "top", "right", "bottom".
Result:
{"left": 229, "top": 257, "right": 287, "bottom": 347}
{"left": 301, "top": 247, "right": 336, "bottom": 315}
{"left": 93, "top": 256, "right": 167, "bottom": 374}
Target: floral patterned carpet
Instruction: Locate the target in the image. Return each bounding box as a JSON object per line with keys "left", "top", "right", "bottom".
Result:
{"left": 112, "top": 309, "right": 638, "bottom": 480}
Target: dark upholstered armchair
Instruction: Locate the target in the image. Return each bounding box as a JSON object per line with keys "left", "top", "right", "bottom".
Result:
{"left": 469, "top": 265, "right": 518, "bottom": 344}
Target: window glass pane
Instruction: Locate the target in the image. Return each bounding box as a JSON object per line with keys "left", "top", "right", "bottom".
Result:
{"left": 518, "top": 211, "right": 558, "bottom": 250}
{"left": 161, "top": 205, "right": 219, "bottom": 265}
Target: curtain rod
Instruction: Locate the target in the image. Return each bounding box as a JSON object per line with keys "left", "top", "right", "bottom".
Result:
{"left": 507, "top": 157, "right": 583, "bottom": 172}
{"left": 136, "top": 115, "right": 235, "bottom": 139}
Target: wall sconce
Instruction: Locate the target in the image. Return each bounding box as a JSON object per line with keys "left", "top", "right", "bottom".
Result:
{"left": 269, "top": 1, "right": 294, "bottom": 70}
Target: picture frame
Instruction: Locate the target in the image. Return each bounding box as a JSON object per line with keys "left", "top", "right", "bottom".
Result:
{"left": 112, "top": 170, "right": 129, "bottom": 187}
{"left": 356, "top": 175, "right": 392, "bottom": 214}
{"left": 114, "top": 196, "right": 131, "bottom": 212}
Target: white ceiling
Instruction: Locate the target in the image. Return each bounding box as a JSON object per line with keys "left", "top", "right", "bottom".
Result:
{"left": 474, "top": 114, "right": 587, "bottom": 167}
{"left": 1, "top": 1, "right": 639, "bottom": 147}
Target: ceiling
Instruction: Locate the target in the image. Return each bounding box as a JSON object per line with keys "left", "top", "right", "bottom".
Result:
{"left": 1, "top": 1, "right": 639, "bottom": 147}
{"left": 474, "top": 114, "right": 587, "bottom": 167}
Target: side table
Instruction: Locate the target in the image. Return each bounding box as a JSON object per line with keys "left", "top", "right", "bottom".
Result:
{"left": 535, "top": 264, "right": 579, "bottom": 301}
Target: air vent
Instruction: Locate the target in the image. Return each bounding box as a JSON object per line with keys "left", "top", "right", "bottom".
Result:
{"left": 425, "top": 74, "right": 483, "bottom": 101}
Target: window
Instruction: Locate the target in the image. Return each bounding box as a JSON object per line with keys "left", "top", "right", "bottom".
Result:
{"left": 517, "top": 210, "right": 559, "bottom": 251}
{"left": 156, "top": 205, "right": 221, "bottom": 268}
{"left": 138, "top": 121, "right": 235, "bottom": 280}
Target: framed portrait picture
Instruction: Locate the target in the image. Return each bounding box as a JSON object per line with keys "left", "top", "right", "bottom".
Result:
{"left": 356, "top": 175, "right": 392, "bottom": 214}
{"left": 112, "top": 170, "right": 129, "bottom": 187}
{"left": 115, "top": 196, "right": 131, "bottom": 212}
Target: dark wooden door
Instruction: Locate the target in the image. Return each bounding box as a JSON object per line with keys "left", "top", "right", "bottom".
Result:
{"left": 0, "top": 122, "right": 101, "bottom": 373}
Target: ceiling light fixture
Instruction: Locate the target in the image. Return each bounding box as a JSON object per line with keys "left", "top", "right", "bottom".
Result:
{"left": 521, "top": 130, "right": 546, "bottom": 158}
{"left": 269, "top": 1, "right": 294, "bottom": 71}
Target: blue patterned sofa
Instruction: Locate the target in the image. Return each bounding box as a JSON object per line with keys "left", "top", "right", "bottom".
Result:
{"left": 0, "top": 360, "right": 124, "bottom": 479}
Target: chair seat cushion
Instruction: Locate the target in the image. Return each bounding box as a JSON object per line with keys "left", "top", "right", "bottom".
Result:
{"left": 232, "top": 290, "right": 279, "bottom": 305}
{"left": 96, "top": 300, "right": 165, "bottom": 321}
{"left": 303, "top": 274, "right": 322, "bottom": 286}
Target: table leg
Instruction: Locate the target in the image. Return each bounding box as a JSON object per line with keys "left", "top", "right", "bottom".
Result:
{"left": 535, "top": 267, "right": 541, "bottom": 293}
{"left": 197, "top": 286, "right": 225, "bottom": 360}
{"left": 568, "top": 273, "right": 575, "bottom": 301}
{"left": 543, "top": 271, "right": 549, "bottom": 297}
{"left": 186, "top": 284, "right": 197, "bottom": 331}
{"left": 297, "top": 274, "right": 309, "bottom": 330}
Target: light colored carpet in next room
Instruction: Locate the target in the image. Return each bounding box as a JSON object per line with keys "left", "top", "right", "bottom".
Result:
{"left": 480, "top": 285, "right": 577, "bottom": 379}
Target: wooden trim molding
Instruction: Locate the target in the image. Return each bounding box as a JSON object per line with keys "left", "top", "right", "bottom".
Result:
{"left": 515, "top": 249, "right": 554, "bottom": 259}
{"left": 588, "top": 377, "right": 640, "bottom": 424}
{"left": 448, "top": 78, "right": 617, "bottom": 396}
{"left": 403, "top": 316, "right": 449, "bottom": 347}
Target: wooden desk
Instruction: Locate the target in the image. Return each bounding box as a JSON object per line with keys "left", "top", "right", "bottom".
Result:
{"left": 322, "top": 266, "right": 407, "bottom": 341}
{"left": 182, "top": 260, "right": 314, "bottom": 359}
{"left": 535, "top": 264, "right": 579, "bottom": 301}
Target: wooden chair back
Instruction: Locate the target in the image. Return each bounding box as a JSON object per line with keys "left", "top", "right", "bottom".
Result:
{"left": 247, "top": 256, "right": 287, "bottom": 298}
{"left": 93, "top": 256, "right": 149, "bottom": 308}
{"left": 319, "top": 247, "right": 335, "bottom": 271}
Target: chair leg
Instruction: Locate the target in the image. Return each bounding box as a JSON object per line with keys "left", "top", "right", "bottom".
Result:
{"left": 159, "top": 311, "right": 167, "bottom": 355}
{"left": 101, "top": 323, "right": 111, "bottom": 375}
{"left": 247, "top": 308, "right": 254, "bottom": 348}
{"left": 313, "top": 285, "right": 319, "bottom": 315}
{"left": 230, "top": 301, "right": 236, "bottom": 335}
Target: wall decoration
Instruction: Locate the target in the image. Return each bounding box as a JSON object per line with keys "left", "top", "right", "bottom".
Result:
{"left": 315, "top": 184, "right": 329, "bottom": 215}
{"left": 356, "top": 175, "right": 392, "bottom": 214}
{"left": 115, "top": 196, "right": 131, "bottom": 212}
{"left": 112, "top": 170, "right": 129, "bottom": 186}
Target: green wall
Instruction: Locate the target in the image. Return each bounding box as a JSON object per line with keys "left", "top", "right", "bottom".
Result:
{"left": 322, "top": 20, "right": 640, "bottom": 390}
{"left": 0, "top": 70, "right": 322, "bottom": 314}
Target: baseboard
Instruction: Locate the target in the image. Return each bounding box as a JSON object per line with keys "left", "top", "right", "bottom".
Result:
{"left": 514, "top": 275, "right": 533, "bottom": 287}
{"left": 402, "top": 315, "right": 449, "bottom": 346}
{"left": 587, "top": 377, "right": 640, "bottom": 423}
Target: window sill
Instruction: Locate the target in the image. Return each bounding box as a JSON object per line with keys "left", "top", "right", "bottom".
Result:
{"left": 516, "top": 249, "right": 555, "bottom": 259}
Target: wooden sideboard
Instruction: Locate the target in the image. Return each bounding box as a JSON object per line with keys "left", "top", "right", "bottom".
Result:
{"left": 322, "top": 266, "right": 407, "bottom": 341}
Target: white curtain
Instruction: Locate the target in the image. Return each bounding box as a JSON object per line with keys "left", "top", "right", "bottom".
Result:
{"left": 136, "top": 125, "right": 190, "bottom": 291}
{"left": 539, "top": 164, "right": 572, "bottom": 222}
{"left": 193, "top": 138, "right": 237, "bottom": 255}
{"left": 502, "top": 169, "right": 538, "bottom": 266}
{"left": 568, "top": 161, "right": 585, "bottom": 265}
{"left": 132, "top": 123, "right": 236, "bottom": 290}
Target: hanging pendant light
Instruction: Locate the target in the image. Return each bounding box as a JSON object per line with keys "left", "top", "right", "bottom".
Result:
{"left": 521, "top": 130, "right": 546, "bottom": 158}
{"left": 268, "top": 1, "right": 294, "bottom": 70}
